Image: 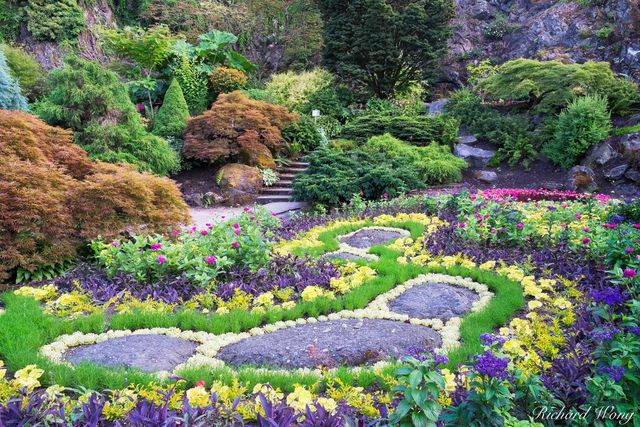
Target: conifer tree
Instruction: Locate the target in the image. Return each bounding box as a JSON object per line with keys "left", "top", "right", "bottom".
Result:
{"left": 153, "top": 79, "right": 189, "bottom": 138}
{"left": 0, "top": 50, "right": 29, "bottom": 111}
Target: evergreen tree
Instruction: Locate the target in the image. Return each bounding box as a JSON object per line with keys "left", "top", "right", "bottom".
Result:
{"left": 0, "top": 50, "right": 28, "bottom": 111}
{"left": 318, "top": 0, "right": 454, "bottom": 99}
{"left": 153, "top": 79, "right": 189, "bottom": 138}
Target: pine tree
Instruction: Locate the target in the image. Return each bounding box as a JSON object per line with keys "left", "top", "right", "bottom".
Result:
{"left": 0, "top": 50, "right": 29, "bottom": 111}
{"left": 153, "top": 79, "right": 190, "bottom": 138}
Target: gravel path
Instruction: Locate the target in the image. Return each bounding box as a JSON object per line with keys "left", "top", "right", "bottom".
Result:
{"left": 388, "top": 282, "right": 479, "bottom": 320}
{"left": 64, "top": 335, "right": 198, "bottom": 372}
{"left": 217, "top": 319, "right": 441, "bottom": 369}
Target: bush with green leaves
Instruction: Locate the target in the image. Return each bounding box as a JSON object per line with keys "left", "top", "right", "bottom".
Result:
{"left": 282, "top": 115, "right": 323, "bottom": 155}
{"left": 340, "top": 113, "right": 460, "bottom": 147}
{"left": 265, "top": 68, "right": 348, "bottom": 119}
{"left": 365, "top": 134, "right": 467, "bottom": 184}
{"left": 484, "top": 14, "right": 513, "bottom": 40}
{"left": 34, "top": 57, "right": 180, "bottom": 176}
{"left": 24, "top": 0, "right": 86, "bottom": 42}
{"left": 172, "top": 55, "right": 210, "bottom": 115}
{"left": 477, "top": 59, "right": 639, "bottom": 115}
{"left": 543, "top": 94, "right": 612, "bottom": 169}
{"left": 1, "top": 45, "right": 46, "bottom": 101}
{"left": 293, "top": 146, "right": 425, "bottom": 206}
{"left": 445, "top": 89, "right": 537, "bottom": 167}
{"left": 0, "top": 1, "right": 21, "bottom": 42}
{"left": 0, "top": 50, "right": 28, "bottom": 111}
{"left": 153, "top": 79, "right": 189, "bottom": 139}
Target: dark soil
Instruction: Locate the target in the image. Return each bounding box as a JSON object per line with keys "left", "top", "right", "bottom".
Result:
{"left": 388, "top": 282, "right": 480, "bottom": 321}
{"left": 64, "top": 334, "right": 198, "bottom": 373}
{"left": 339, "top": 229, "right": 405, "bottom": 249}
{"left": 172, "top": 164, "right": 224, "bottom": 204}
{"left": 217, "top": 319, "right": 441, "bottom": 369}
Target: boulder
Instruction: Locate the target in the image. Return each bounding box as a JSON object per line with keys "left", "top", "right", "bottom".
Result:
{"left": 620, "top": 132, "right": 640, "bottom": 161}
{"left": 426, "top": 99, "right": 448, "bottom": 116}
{"left": 454, "top": 144, "right": 496, "bottom": 168}
{"left": 474, "top": 170, "right": 498, "bottom": 183}
{"left": 470, "top": 0, "right": 492, "bottom": 20}
{"left": 567, "top": 165, "right": 597, "bottom": 192}
{"left": 624, "top": 168, "right": 640, "bottom": 183}
{"left": 604, "top": 164, "right": 629, "bottom": 180}
{"left": 583, "top": 142, "right": 616, "bottom": 166}
{"left": 238, "top": 137, "right": 276, "bottom": 169}
{"left": 217, "top": 163, "right": 263, "bottom": 206}
{"left": 458, "top": 129, "right": 478, "bottom": 145}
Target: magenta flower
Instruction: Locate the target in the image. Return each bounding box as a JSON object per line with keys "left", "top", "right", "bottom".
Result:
{"left": 575, "top": 213, "right": 582, "bottom": 219}
{"left": 157, "top": 255, "right": 166, "bottom": 264}
{"left": 171, "top": 231, "right": 179, "bottom": 237}
{"left": 490, "top": 229, "right": 497, "bottom": 234}
{"left": 150, "top": 243, "right": 163, "bottom": 251}
{"left": 626, "top": 247, "right": 634, "bottom": 253}
{"left": 200, "top": 230, "right": 209, "bottom": 236}
{"left": 516, "top": 223, "right": 523, "bottom": 229}
{"left": 633, "top": 224, "right": 640, "bottom": 229}
{"left": 623, "top": 269, "right": 637, "bottom": 278}
{"left": 232, "top": 241, "right": 239, "bottom": 249}
{"left": 205, "top": 255, "right": 216, "bottom": 265}
{"left": 583, "top": 227, "right": 590, "bottom": 232}
{"left": 234, "top": 229, "right": 241, "bottom": 235}
{"left": 233, "top": 223, "right": 239, "bottom": 229}
{"left": 458, "top": 223, "right": 466, "bottom": 228}
{"left": 243, "top": 207, "right": 250, "bottom": 212}
{"left": 582, "top": 237, "right": 591, "bottom": 244}
{"left": 110, "top": 241, "right": 120, "bottom": 247}
{"left": 383, "top": 193, "right": 388, "bottom": 198}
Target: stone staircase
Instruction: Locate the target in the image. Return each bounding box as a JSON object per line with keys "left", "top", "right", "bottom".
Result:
{"left": 256, "top": 161, "right": 309, "bottom": 204}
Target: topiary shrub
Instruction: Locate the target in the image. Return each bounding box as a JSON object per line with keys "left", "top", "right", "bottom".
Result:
{"left": 543, "top": 94, "right": 612, "bottom": 169}
{"left": 340, "top": 113, "right": 460, "bottom": 147}
{"left": 0, "top": 49, "right": 28, "bottom": 111}
{"left": 210, "top": 66, "right": 248, "bottom": 94}
{"left": 0, "top": 110, "right": 190, "bottom": 281}
{"left": 24, "top": 0, "right": 86, "bottom": 42}
{"left": 1, "top": 44, "right": 46, "bottom": 101}
{"left": 34, "top": 57, "right": 180, "bottom": 175}
{"left": 153, "top": 79, "right": 189, "bottom": 139}
{"left": 365, "top": 133, "right": 467, "bottom": 184}
{"left": 293, "top": 146, "right": 424, "bottom": 206}
{"left": 183, "top": 91, "right": 298, "bottom": 168}
{"left": 477, "top": 59, "right": 639, "bottom": 115}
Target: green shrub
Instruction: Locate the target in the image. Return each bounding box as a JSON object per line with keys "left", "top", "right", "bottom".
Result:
{"left": 25, "top": 0, "right": 86, "bottom": 42}
{"left": 265, "top": 68, "right": 348, "bottom": 119}
{"left": 282, "top": 115, "right": 323, "bottom": 155}
{"left": 484, "top": 14, "right": 513, "bottom": 40}
{"left": 172, "top": 55, "right": 210, "bottom": 115}
{"left": 445, "top": 89, "right": 537, "bottom": 167}
{"left": 0, "top": 50, "right": 28, "bottom": 111}
{"left": 477, "top": 59, "right": 639, "bottom": 115}
{"left": 153, "top": 79, "right": 189, "bottom": 139}
{"left": 543, "top": 94, "right": 612, "bottom": 169}
{"left": 0, "top": 2, "right": 21, "bottom": 42}
{"left": 340, "top": 113, "right": 460, "bottom": 147}
{"left": 365, "top": 134, "right": 467, "bottom": 184}
{"left": 293, "top": 146, "right": 424, "bottom": 206}
{"left": 1, "top": 44, "right": 46, "bottom": 101}
{"left": 34, "top": 57, "right": 180, "bottom": 176}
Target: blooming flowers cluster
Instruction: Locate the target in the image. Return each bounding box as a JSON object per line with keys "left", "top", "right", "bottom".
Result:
{"left": 473, "top": 351, "right": 510, "bottom": 380}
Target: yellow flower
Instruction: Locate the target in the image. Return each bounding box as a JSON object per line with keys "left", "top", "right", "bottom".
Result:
{"left": 479, "top": 260, "right": 496, "bottom": 270}
{"left": 14, "top": 284, "right": 57, "bottom": 301}
{"left": 281, "top": 301, "right": 296, "bottom": 310}
{"left": 527, "top": 300, "right": 543, "bottom": 310}
{"left": 186, "top": 386, "right": 210, "bottom": 408}
{"left": 286, "top": 384, "right": 315, "bottom": 413}
{"left": 14, "top": 365, "right": 44, "bottom": 390}
{"left": 254, "top": 292, "right": 274, "bottom": 307}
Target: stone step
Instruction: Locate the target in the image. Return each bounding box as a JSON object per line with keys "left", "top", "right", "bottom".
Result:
{"left": 274, "top": 180, "right": 293, "bottom": 187}
{"left": 288, "top": 161, "right": 309, "bottom": 167}
{"left": 256, "top": 194, "right": 294, "bottom": 204}
{"left": 262, "top": 187, "right": 293, "bottom": 195}
{"left": 278, "top": 173, "right": 297, "bottom": 180}
{"left": 277, "top": 167, "right": 307, "bottom": 175}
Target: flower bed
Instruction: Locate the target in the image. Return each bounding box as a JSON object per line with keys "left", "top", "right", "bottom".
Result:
{"left": 0, "top": 190, "right": 638, "bottom": 425}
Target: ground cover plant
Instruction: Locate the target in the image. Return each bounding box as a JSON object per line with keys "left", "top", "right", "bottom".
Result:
{"left": 1, "top": 188, "right": 638, "bottom": 425}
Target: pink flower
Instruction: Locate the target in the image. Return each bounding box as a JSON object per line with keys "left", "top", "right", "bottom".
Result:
{"left": 205, "top": 255, "right": 216, "bottom": 265}
{"left": 383, "top": 193, "right": 388, "bottom": 198}
{"left": 623, "top": 269, "right": 637, "bottom": 278}
{"left": 272, "top": 213, "right": 277, "bottom": 217}
{"left": 458, "top": 223, "right": 466, "bottom": 228}
{"left": 634, "top": 224, "right": 640, "bottom": 229}
{"left": 157, "top": 255, "right": 166, "bottom": 264}
{"left": 243, "top": 207, "right": 250, "bottom": 212}
{"left": 602, "top": 223, "right": 617, "bottom": 229}
{"left": 500, "top": 227, "right": 506, "bottom": 233}
{"left": 195, "top": 380, "right": 206, "bottom": 388}
{"left": 232, "top": 241, "right": 239, "bottom": 249}
{"left": 233, "top": 223, "right": 239, "bottom": 229}
{"left": 171, "top": 231, "right": 179, "bottom": 237}
{"left": 234, "top": 229, "right": 241, "bottom": 235}
{"left": 150, "top": 243, "right": 163, "bottom": 251}
{"left": 110, "top": 241, "right": 120, "bottom": 247}
{"left": 516, "top": 223, "right": 523, "bottom": 229}
{"left": 626, "top": 247, "right": 634, "bottom": 253}
{"left": 221, "top": 216, "right": 225, "bottom": 219}
{"left": 200, "top": 230, "right": 209, "bottom": 236}
{"left": 583, "top": 227, "right": 590, "bottom": 232}
{"left": 582, "top": 237, "right": 591, "bottom": 244}
{"left": 491, "top": 229, "right": 497, "bottom": 234}
{"left": 250, "top": 216, "right": 256, "bottom": 221}
{"left": 575, "top": 214, "right": 582, "bottom": 219}
{"left": 205, "top": 223, "right": 211, "bottom": 228}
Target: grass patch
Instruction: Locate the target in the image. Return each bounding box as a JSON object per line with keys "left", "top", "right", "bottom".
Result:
{"left": 612, "top": 123, "right": 640, "bottom": 136}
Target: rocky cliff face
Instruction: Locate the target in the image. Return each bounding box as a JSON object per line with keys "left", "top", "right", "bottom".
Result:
{"left": 446, "top": 0, "right": 640, "bottom": 82}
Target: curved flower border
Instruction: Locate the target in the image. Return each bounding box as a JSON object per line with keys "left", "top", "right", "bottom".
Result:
{"left": 323, "top": 226, "right": 411, "bottom": 261}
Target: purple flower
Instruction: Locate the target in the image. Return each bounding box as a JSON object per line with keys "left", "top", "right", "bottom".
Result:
{"left": 611, "top": 215, "right": 625, "bottom": 224}
{"left": 623, "top": 269, "right": 637, "bottom": 278}
{"left": 157, "top": 255, "right": 166, "bottom": 264}
{"left": 598, "top": 366, "right": 625, "bottom": 382}
{"left": 474, "top": 351, "right": 510, "bottom": 380}
{"left": 590, "top": 287, "right": 626, "bottom": 305}
{"left": 150, "top": 243, "right": 163, "bottom": 251}
{"left": 433, "top": 353, "right": 449, "bottom": 366}
{"left": 480, "top": 333, "right": 507, "bottom": 346}
{"left": 588, "top": 327, "right": 620, "bottom": 341}
{"left": 626, "top": 326, "right": 640, "bottom": 336}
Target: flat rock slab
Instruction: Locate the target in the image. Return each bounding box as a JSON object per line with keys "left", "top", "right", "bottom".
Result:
{"left": 322, "top": 252, "right": 373, "bottom": 262}
{"left": 388, "top": 282, "right": 479, "bottom": 321}
{"left": 218, "top": 319, "right": 441, "bottom": 369}
{"left": 340, "top": 229, "right": 405, "bottom": 249}
{"left": 64, "top": 334, "right": 198, "bottom": 372}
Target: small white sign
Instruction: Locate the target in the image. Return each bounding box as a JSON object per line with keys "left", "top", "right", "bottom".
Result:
{"left": 311, "top": 109, "right": 321, "bottom": 117}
